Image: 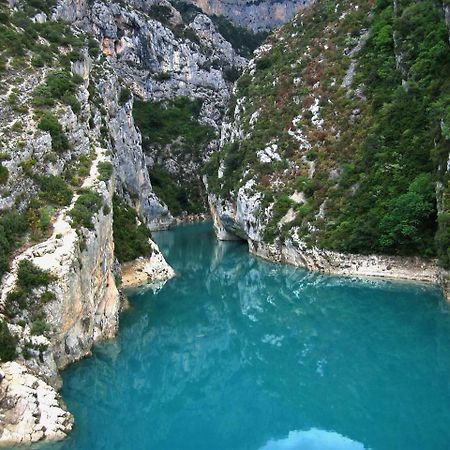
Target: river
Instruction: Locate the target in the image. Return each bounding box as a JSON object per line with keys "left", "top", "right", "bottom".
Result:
{"left": 43, "top": 223, "right": 450, "bottom": 450}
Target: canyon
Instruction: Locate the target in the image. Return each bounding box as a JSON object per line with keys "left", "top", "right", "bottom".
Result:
{"left": 0, "top": 0, "right": 449, "bottom": 445}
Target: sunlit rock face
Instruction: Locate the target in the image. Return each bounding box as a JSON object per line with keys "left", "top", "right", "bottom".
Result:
{"left": 186, "top": 0, "right": 315, "bottom": 32}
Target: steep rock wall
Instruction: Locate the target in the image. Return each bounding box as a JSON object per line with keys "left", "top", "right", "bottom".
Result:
{"left": 0, "top": 5, "right": 175, "bottom": 443}
{"left": 185, "top": 0, "right": 314, "bottom": 32}
{"left": 55, "top": 0, "right": 246, "bottom": 219}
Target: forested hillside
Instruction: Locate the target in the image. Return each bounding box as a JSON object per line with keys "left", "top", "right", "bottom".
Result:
{"left": 208, "top": 0, "right": 450, "bottom": 266}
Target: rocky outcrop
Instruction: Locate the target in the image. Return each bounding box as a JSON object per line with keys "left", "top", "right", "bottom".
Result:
{"left": 185, "top": 0, "right": 315, "bottom": 32}
{"left": 249, "top": 239, "right": 442, "bottom": 285}
{"left": 0, "top": 362, "right": 73, "bottom": 446}
{"left": 121, "top": 240, "right": 175, "bottom": 288}
{"left": 207, "top": 0, "right": 450, "bottom": 300}
{"left": 1, "top": 0, "right": 251, "bottom": 441}
{"left": 99, "top": 75, "right": 173, "bottom": 230}
{"left": 0, "top": 4, "right": 176, "bottom": 443}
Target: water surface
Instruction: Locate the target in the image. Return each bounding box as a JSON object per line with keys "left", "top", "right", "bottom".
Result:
{"left": 45, "top": 223, "right": 450, "bottom": 450}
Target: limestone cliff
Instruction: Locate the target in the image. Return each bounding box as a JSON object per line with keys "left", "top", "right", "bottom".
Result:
{"left": 0, "top": 0, "right": 175, "bottom": 443}
{"left": 183, "top": 0, "right": 315, "bottom": 32}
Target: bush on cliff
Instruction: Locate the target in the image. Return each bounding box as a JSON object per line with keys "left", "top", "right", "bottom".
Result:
{"left": 0, "top": 211, "right": 29, "bottom": 279}
{"left": 38, "top": 112, "right": 69, "bottom": 153}
{"left": 69, "top": 189, "right": 103, "bottom": 230}
{"left": 112, "top": 195, "right": 153, "bottom": 263}
{"left": 37, "top": 175, "right": 73, "bottom": 206}
{"left": 0, "top": 320, "right": 16, "bottom": 362}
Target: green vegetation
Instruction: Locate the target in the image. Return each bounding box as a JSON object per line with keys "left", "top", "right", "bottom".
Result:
{"left": 118, "top": 87, "right": 132, "bottom": 106}
{"left": 30, "top": 319, "right": 50, "bottom": 336}
{"left": 0, "top": 320, "right": 16, "bottom": 362}
{"left": 97, "top": 161, "right": 113, "bottom": 182}
{"left": 4, "top": 260, "right": 55, "bottom": 329}
{"left": 33, "top": 70, "right": 83, "bottom": 111}
{"left": 320, "top": 0, "right": 449, "bottom": 258}
{"left": 213, "top": 0, "right": 450, "bottom": 262}
{"left": 150, "top": 165, "right": 204, "bottom": 215}
{"left": 16, "top": 259, "right": 54, "bottom": 291}
{"left": 149, "top": 4, "right": 174, "bottom": 25}
{"left": 0, "top": 163, "right": 8, "bottom": 184}
{"left": 69, "top": 189, "right": 103, "bottom": 229}
{"left": 133, "top": 97, "right": 214, "bottom": 151}
{"left": 36, "top": 175, "right": 73, "bottom": 206}
{"left": 112, "top": 195, "right": 153, "bottom": 263}
{"left": 0, "top": 4, "right": 84, "bottom": 66}
{"left": 37, "top": 112, "right": 69, "bottom": 152}
{"left": 133, "top": 97, "right": 214, "bottom": 215}
{"left": 0, "top": 211, "right": 28, "bottom": 278}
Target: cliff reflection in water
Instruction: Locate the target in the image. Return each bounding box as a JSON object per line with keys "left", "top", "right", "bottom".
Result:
{"left": 49, "top": 223, "right": 450, "bottom": 450}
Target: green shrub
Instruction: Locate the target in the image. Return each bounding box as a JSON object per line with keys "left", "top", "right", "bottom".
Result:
{"left": 30, "top": 319, "right": 50, "bottom": 336}
{"left": 40, "top": 291, "right": 56, "bottom": 303}
{"left": 38, "top": 112, "right": 69, "bottom": 152}
{"left": 133, "top": 97, "right": 214, "bottom": 154}
{"left": 149, "top": 4, "right": 173, "bottom": 24}
{"left": 37, "top": 175, "right": 73, "bottom": 206}
{"left": 0, "top": 211, "right": 28, "bottom": 278}
{"left": 0, "top": 163, "right": 9, "bottom": 184}
{"left": 118, "top": 87, "right": 131, "bottom": 106}
{"left": 46, "top": 70, "right": 83, "bottom": 98}
{"left": 88, "top": 38, "right": 100, "bottom": 58}
{"left": 62, "top": 94, "right": 81, "bottom": 114}
{"left": 33, "top": 85, "right": 55, "bottom": 107}
{"left": 149, "top": 165, "right": 203, "bottom": 215}
{"left": 112, "top": 195, "right": 153, "bottom": 263}
{"left": 0, "top": 320, "right": 16, "bottom": 362}
{"left": 224, "top": 67, "right": 242, "bottom": 83}
{"left": 16, "top": 260, "right": 55, "bottom": 291}
{"left": 69, "top": 189, "right": 103, "bottom": 229}
{"left": 33, "top": 70, "right": 83, "bottom": 111}
{"left": 31, "top": 54, "right": 45, "bottom": 67}
{"left": 154, "top": 72, "right": 171, "bottom": 81}
{"left": 97, "top": 161, "right": 113, "bottom": 181}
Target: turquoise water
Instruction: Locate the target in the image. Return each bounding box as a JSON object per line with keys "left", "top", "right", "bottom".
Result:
{"left": 44, "top": 223, "right": 450, "bottom": 450}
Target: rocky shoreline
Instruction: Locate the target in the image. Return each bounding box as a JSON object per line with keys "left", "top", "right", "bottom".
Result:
{"left": 121, "top": 241, "right": 175, "bottom": 289}
{"left": 209, "top": 196, "right": 450, "bottom": 299}
{"left": 248, "top": 239, "right": 448, "bottom": 291}
{"left": 174, "top": 213, "right": 211, "bottom": 226}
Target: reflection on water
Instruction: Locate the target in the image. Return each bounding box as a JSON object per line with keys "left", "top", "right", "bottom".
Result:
{"left": 259, "top": 428, "right": 366, "bottom": 450}
{"left": 42, "top": 223, "right": 450, "bottom": 450}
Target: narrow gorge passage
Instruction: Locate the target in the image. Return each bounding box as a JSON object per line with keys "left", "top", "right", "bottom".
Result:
{"left": 41, "top": 223, "right": 450, "bottom": 450}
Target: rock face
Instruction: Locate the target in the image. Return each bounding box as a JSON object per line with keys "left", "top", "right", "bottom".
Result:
{"left": 53, "top": 0, "right": 247, "bottom": 220}
{"left": 209, "top": 192, "right": 446, "bottom": 288}
{"left": 0, "top": 0, "right": 251, "bottom": 441}
{"left": 0, "top": 0, "right": 182, "bottom": 442}
{"left": 0, "top": 362, "right": 73, "bottom": 446}
{"left": 185, "top": 0, "right": 315, "bottom": 31}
